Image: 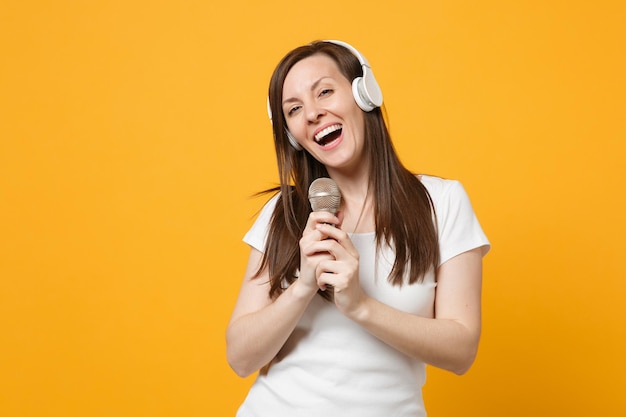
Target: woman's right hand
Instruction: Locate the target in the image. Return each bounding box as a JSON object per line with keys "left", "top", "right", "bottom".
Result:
{"left": 227, "top": 210, "right": 341, "bottom": 377}
{"left": 297, "top": 210, "right": 341, "bottom": 294}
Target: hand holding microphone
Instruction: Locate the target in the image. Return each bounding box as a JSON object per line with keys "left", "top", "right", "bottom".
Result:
{"left": 306, "top": 177, "right": 341, "bottom": 292}
{"left": 305, "top": 178, "right": 362, "bottom": 306}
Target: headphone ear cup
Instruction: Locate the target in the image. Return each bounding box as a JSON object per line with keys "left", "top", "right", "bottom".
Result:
{"left": 352, "top": 71, "right": 383, "bottom": 112}
{"left": 286, "top": 130, "right": 303, "bottom": 151}
{"left": 362, "top": 71, "right": 383, "bottom": 109}
{"left": 352, "top": 77, "right": 375, "bottom": 112}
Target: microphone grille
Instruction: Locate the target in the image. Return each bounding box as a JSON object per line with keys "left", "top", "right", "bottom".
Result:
{"left": 308, "top": 178, "right": 341, "bottom": 214}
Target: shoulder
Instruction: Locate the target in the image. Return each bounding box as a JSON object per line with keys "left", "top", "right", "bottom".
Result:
{"left": 418, "top": 174, "right": 465, "bottom": 206}
{"left": 251, "top": 192, "right": 281, "bottom": 229}
{"left": 418, "top": 175, "right": 491, "bottom": 263}
{"left": 243, "top": 193, "right": 281, "bottom": 253}
{"left": 260, "top": 192, "right": 281, "bottom": 215}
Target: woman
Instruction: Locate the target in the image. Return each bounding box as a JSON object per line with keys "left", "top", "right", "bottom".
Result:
{"left": 227, "top": 40, "right": 490, "bottom": 417}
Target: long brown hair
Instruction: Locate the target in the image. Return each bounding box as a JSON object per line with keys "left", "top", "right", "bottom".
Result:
{"left": 259, "top": 41, "right": 439, "bottom": 301}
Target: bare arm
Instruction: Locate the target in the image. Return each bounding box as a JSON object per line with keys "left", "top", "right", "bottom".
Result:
{"left": 225, "top": 248, "right": 317, "bottom": 377}
{"left": 353, "top": 248, "right": 483, "bottom": 374}
{"left": 316, "top": 223, "right": 485, "bottom": 375}
{"left": 226, "top": 212, "right": 340, "bottom": 377}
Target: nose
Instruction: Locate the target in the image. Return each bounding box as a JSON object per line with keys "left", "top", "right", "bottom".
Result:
{"left": 306, "top": 103, "right": 325, "bottom": 123}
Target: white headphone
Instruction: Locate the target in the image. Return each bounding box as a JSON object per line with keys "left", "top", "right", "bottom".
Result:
{"left": 328, "top": 40, "right": 383, "bottom": 112}
{"left": 268, "top": 40, "right": 383, "bottom": 151}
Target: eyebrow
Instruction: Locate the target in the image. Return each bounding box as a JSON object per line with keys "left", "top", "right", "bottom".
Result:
{"left": 282, "top": 76, "right": 333, "bottom": 107}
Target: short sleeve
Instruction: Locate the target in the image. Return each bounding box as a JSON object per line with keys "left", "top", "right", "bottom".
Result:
{"left": 430, "top": 179, "right": 490, "bottom": 265}
{"left": 243, "top": 194, "right": 279, "bottom": 253}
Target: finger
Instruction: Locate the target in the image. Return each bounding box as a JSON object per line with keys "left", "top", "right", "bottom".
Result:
{"left": 316, "top": 264, "right": 352, "bottom": 293}
{"left": 305, "top": 238, "right": 348, "bottom": 260}
{"left": 299, "top": 228, "right": 325, "bottom": 249}
{"left": 316, "top": 262, "right": 339, "bottom": 291}
{"left": 314, "top": 224, "right": 359, "bottom": 257}
{"left": 305, "top": 211, "right": 340, "bottom": 232}
{"left": 336, "top": 210, "right": 345, "bottom": 229}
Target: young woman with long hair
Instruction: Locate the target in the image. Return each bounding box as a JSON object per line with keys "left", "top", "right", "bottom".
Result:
{"left": 227, "top": 40, "right": 490, "bottom": 417}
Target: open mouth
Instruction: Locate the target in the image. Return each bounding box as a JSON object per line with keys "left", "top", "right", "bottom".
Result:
{"left": 314, "top": 124, "right": 342, "bottom": 147}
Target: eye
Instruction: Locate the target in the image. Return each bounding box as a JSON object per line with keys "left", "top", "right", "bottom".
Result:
{"left": 286, "top": 105, "right": 301, "bottom": 117}
{"left": 319, "top": 88, "right": 333, "bottom": 97}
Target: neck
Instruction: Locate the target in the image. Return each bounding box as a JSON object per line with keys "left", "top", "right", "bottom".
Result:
{"left": 336, "top": 178, "right": 372, "bottom": 234}
{"left": 325, "top": 162, "right": 372, "bottom": 233}
{"left": 326, "top": 168, "right": 369, "bottom": 201}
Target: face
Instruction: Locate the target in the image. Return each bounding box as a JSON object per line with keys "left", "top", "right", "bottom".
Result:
{"left": 281, "top": 54, "right": 366, "bottom": 172}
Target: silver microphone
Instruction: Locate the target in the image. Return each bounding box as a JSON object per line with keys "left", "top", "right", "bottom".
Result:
{"left": 308, "top": 178, "right": 341, "bottom": 214}
{"left": 308, "top": 177, "right": 341, "bottom": 294}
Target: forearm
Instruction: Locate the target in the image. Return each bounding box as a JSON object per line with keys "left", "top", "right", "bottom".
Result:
{"left": 353, "top": 297, "right": 481, "bottom": 375}
{"left": 226, "top": 281, "right": 317, "bottom": 377}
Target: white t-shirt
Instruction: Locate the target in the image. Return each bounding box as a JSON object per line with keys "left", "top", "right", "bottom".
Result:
{"left": 237, "top": 175, "right": 490, "bottom": 417}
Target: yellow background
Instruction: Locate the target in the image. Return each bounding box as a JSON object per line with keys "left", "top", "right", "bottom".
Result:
{"left": 1, "top": 1, "right": 624, "bottom": 416}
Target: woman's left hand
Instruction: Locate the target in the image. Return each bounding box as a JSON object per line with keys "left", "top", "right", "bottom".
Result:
{"left": 313, "top": 223, "right": 367, "bottom": 318}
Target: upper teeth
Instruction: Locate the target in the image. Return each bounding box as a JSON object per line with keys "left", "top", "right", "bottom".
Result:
{"left": 315, "top": 124, "right": 342, "bottom": 142}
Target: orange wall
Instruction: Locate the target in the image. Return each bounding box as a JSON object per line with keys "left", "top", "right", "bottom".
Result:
{"left": 1, "top": 1, "right": 624, "bottom": 416}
